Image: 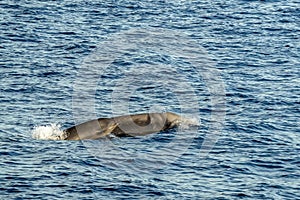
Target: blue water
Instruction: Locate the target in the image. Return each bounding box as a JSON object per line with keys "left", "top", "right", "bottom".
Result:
{"left": 1, "top": 0, "right": 299, "bottom": 199}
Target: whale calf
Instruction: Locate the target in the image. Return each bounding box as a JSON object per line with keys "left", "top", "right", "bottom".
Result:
{"left": 63, "top": 112, "right": 189, "bottom": 140}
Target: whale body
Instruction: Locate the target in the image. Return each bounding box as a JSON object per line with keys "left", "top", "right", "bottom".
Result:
{"left": 63, "top": 112, "right": 184, "bottom": 140}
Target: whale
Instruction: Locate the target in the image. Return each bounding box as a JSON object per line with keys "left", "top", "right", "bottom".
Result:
{"left": 63, "top": 112, "right": 187, "bottom": 140}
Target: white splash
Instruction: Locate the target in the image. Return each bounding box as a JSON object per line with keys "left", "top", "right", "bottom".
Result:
{"left": 180, "top": 117, "right": 200, "bottom": 129}
{"left": 32, "top": 124, "right": 67, "bottom": 140}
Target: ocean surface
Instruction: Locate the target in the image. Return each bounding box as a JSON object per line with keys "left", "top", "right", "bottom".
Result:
{"left": 1, "top": 0, "right": 299, "bottom": 199}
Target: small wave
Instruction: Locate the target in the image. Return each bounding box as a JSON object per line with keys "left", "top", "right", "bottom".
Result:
{"left": 32, "top": 124, "right": 67, "bottom": 140}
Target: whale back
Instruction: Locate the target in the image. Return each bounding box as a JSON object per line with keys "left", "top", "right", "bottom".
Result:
{"left": 111, "top": 112, "right": 181, "bottom": 136}
{"left": 63, "top": 112, "right": 182, "bottom": 140}
{"left": 64, "top": 118, "right": 111, "bottom": 140}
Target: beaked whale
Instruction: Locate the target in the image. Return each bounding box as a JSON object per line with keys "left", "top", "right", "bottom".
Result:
{"left": 63, "top": 112, "right": 186, "bottom": 140}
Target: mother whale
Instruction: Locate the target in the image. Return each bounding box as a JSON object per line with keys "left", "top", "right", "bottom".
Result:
{"left": 63, "top": 112, "right": 186, "bottom": 140}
